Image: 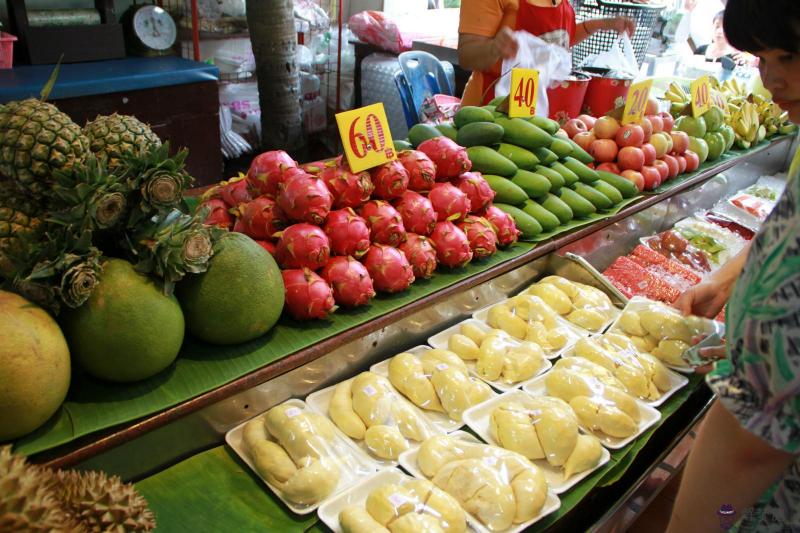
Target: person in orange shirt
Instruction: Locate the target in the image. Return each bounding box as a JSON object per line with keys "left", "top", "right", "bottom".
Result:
{"left": 458, "top": 0, "right": 635, "bottom": 106}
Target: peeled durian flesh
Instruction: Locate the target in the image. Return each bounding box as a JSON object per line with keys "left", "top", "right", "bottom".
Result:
{"left": 388, "top": 353, "right": 444, "bottom": 413}
{"left": 418, "top": 436, "right": 468, "bottom": 478}
{"left": 567, "top": 308, "right": 608, "bottom": 331}
{"left": 469, "top": 378, "right": 493, "bottom": 406}
{"left": 539, "top": 275, "right": 579, "bottom": 299}
{"left": 532, "top": 403, "right": 578, "bottom": 467}
{"left": 618, "top": 311, "right": 647, "bottom": 337}
{"left": 366, "top": 484, "right": 419, "bottom": 526}
{"left": 448, "top": 334, "right": 479, "bottom": 360}
{"left": 329, "top": 379, "right": 368, "bottom": 439}
{"left": 248, "top": 438, "right": 298, "bottom": 486}
{"left": 500, "top": 343, "right": 543, "bottom": 383}
{"left": 563, "top": 434, "right": 603, "bottom": 480}
{"left": 487, "top": 304, "right": 527, "bottom": 340}
{"left": 509, "top": 467, "right": 548, "bottom": 524}
{"left": 653, "top": 339, "right": 691, "bottom": 366}
{"left": 548, "top": 327, "right": 569, "bottom": 350}
{"left": 526, "top": 283, "right": 572, "bottom": 315}
{"left": 490, "top": 404, "right": 544, "bottom": 460}
{"left": 351, "top": 372, "right": 393, "bottom": 428}
{"left": 429, "top": 366, "right": 475, "bottom": 422}
{"left": 391, "top": 400, "right": 428, "bottom": 441}
{"left": 421, "top": 484, "right": 468, "bottom": 533}
{"left": 281, "top": 456, "right": 340, "bottom": 505}
{"left": 477, "top": 336, "right": 507, "bottom": 381}
{"left": 460, "top": 323, "right": 487, "bottom": 345}
{"left": 364, "top": 425, "right": 409, "bottom": 459}
{"left": 422, "top": 349, "right": 468, "bottom": 372}
{"left": 569, "top": 396, "right": 638, "bottom": 438}
{"left": 264, "top": 405, "right": 330, "bottom": 463}
{"left": 340, "top": 505, "right": 389, "bottom": 533}
{"left": 389, "top": 512, "right": 444, "bottom": 533}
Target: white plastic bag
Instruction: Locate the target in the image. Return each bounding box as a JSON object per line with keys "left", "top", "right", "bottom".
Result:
{"left": 495, "top": 30, "right": 572, "bottom": 118}
{"left": 580, "top": 34, "right": 639, "bottom": 78}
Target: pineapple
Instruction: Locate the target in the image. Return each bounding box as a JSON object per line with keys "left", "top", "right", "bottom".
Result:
{"left": 0, "top": 183, "right": 42, "bottom": 278}
{"left": 83, "top": 114, "right": 161, "bottom": 170}
{"left": 0, "top": 99, "right": 89, "bottom": 202}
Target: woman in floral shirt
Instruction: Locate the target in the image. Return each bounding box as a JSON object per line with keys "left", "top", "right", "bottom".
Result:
{"left": 667, "top": 1, "right": 800, "bottom": 531}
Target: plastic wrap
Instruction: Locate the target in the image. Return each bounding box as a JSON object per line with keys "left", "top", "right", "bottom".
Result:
{"left": 349, "top": 11, "right": 411, "bottom": 54}
{"left": 227, "top": 400, "right": 379, "bottom": 513}
{"left": 641, "top": 230, "right": 713, "bottom": 274}
{"left": 307, "top": 372, "right": 439, "bottom": 463}
{"left": 627, "top": 245, "right": 702, "bottom": 292}
{"left": 520, "top": 276, "right": 620, "bottom": 333}
{"left": 699, "top": 212, "right": 756, "bottom": 240}
{"left": 609, "top": 296, "right": 725, "bottom": 370}
{"left": 325, "top": 471, "right": 467, "bottom": 533}
{"left": 402, "top": 434, "right": 560, "bottom": 532}
{"left": 579, "top": 34, "right": 639, "bottom": 79}
{"left": 673, "top": 216, "right": 747, "bottom": 268}
{"left": 603, "top": 256, "right": 683, "bottom": 304}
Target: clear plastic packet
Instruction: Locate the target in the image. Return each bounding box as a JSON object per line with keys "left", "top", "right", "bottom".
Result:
{"left": 673, "top": 216, "right": 747, "bottom": 268}
{"left": 225, "top": 400, "right": 379, "bottom": 513}
{"left": 400, "top": 433, "right": 560, "bottom": 532}
{"left": 429, "top": 319, "right": 552, "bottom": 389}
{"left": 519, "top": 276, "right": 621, "bottom": 334}
{"left": 319, "top": 469, "right": 469, "bottom": 533}
{"left": 699, "top": 211, "right": 756, "bottom": 240}
{"left": 306, "top": 372, "right": 441, "bottom": 464}
{"left": 640, "top": 230, "right": 713, "bottom": 275}
{"left": 462, "top": 391, "right": 610, "bottom": 493}
{"left": 608, "top": 296, "right": 725, "bottom": 371}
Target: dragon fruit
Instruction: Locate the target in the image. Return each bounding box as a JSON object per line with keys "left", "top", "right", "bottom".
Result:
{"left": 359, "top": 200, "right": 407, "bottom": 246}
{"left": 429, "top": 221, "right": 473, "bottom": 268}
{"left": 481, "top": 205, "right": 521, "bottom": 247}
{"left": 362, "top": 244, "right": 415, "bottom": 293}
{"left": 452, "top": 172, "right": 495, "bottom": 213}
{"left": 370, "top": 160, "right": 409, "bottom": 200}
{"left": 247, "top": 150, "right": 299, "bottom": 196}
{"left": 392, "top": 190, "right": 437, "bottom": 236}
{"left": 417, "top": 137, "right": 472, "bottom": 180}
{"left": 235, "top": 195, "right": 288, "bottom": 240}
{"left": 428, "top": 182, "right": 470, "bottom": 222}
{"left": 319, "top": 161, "right": 374, "bottom": 209}
{"left": 201, "top": 198, "right": 234, "bottom": 229}
{"left": 397, "top": 150, "right": 436, "bottom": 192}
{"left": 320, "top": 256, "right": 376, "bottom": 307}
{"left": 275, "top": 223, "right": 331, "bottom": 270}
{"left": 282, "top": 268, "right": 337, "bottom": 320}
{"left": 277, "top": 172, "right": 334, "bottom": 225}
{"left": 300, "top": 157, "right": 337, "bottom": 174}
{"left": 255, "top": 240, "right": 277, "bottom": 255}
{"left": 323, "top": 208, "right": 371, "bottom": 258}
{"left": 399, "top": 233, "right": 438, "bottom": 279}
{"left": 215, "top": 174, "right": 253, "bottom": 207}
{"left": 458, "top": 216, "right": 498, "bottom": 259}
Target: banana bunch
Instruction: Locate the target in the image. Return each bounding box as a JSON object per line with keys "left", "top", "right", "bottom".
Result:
{"left": 329, "top": 372, "right": 433, "bottom": 460}
{"left": 490, "top": 397, "right": 604, "bottom": 480}
{"left": 752, "top": 94, "right": 796, "bottom": 137}
{"left": 666, "top": 82, "right": 690, "bottom": 116}
{"left": 721, "top": 78, "right": 748, "bottom": 100}
{"left": 417, "top": 435, "right": 549, "bottom": 531}
{"left": 339, "top": 477, "right": 466, "bottom": 533}
{"left": 388, "top": 348, "right": 492, "bottom": 422}
{"left": 243, "top": 405, "right": 341, "bottom": 505}
{"left": 729, "top": 100, "right": 762, "bottom": 149}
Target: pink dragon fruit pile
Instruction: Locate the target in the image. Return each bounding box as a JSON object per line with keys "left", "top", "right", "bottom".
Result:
{"left": 198, "top": 143, "right": 519, "bottom": 321}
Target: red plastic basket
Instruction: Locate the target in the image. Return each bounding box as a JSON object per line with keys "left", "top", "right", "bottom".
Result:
{"left": 547, "top": 72, "right": 591, "bottom": 124}
{"left": 0, "top": 32, "right": 17, "bottom": 69}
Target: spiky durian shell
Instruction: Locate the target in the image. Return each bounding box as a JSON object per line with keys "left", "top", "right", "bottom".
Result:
{"left": 55, "top": 469, "right": 155, "bottom": 532}
{"left": 83, "top": 114, "right": 161, "bottom": 170}
{"left": 0, "top": 446, "right": 71, "bottom": 532}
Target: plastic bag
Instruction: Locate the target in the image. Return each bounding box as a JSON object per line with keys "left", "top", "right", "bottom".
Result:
{"left": 520, "top": 276, "right": 620, "bottom": 333}
{"left": 349, "top": 11, "right": 411, "bottom": 54}
{"left": 495, "top": 30, "right": 572, "bottom": 118}
{"left": 579, "top": 34, "right": 639, "bottom": 79}
{"left": 418, "top": 94, "right": 461, "bottom": 124}
{"left": 294, "top": 0, "right": 330, "bottom": 32}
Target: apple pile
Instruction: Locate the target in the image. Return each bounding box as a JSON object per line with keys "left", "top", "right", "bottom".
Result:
{"left": 563, "top": 99, "right": 701, "bottom": 192}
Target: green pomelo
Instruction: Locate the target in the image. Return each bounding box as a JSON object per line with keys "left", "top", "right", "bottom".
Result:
{"left": 177, "top": 232, "right": 284, "bottom": 345}
{"left": 0, "top": 291, "right": 71, "bottom": 441}
{"left": 60, "top": 259, "right": 184, "bottom": 383}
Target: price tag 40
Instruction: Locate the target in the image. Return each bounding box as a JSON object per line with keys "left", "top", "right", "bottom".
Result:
{"left": 691, "top": 75, "right": 712, "bottom": 118}
{"left": 508, "top": 68, "right": 539, "bottom": 118}
{"left": 622, "top": 79, "right": 653, "bottom": 125}
{"left": 335, "top": 103, "right": 396, "bottom": 173}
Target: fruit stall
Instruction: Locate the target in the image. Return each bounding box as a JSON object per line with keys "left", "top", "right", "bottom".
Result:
{"left": 1, "top": 1, "right": 799, "bottom": 521}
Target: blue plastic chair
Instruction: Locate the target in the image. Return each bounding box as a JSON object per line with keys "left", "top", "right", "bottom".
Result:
{"left": 395, "top": 51, "right": 456, "bottom": 127}
{"left": 394, "top": 71, "right": 419, "bottom": 129}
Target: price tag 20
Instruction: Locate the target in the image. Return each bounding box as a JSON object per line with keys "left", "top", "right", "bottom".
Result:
{"left": 691, "top": 75, "right": 712, "bottom": 118}
{"left": 335, "top": 103, "right": 396, "bottom": 173}
{"left": 508, "top": 68, "right": 539, "bottom": 118}
{"left": 622, "top": 79, "right": 653, "bottom": 125}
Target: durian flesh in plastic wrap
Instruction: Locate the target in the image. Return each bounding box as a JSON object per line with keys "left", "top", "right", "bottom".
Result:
{"left": 569, "top": 396, "right": 638, "bottom": 438}
{"left": 448, "top": 333, "right": 480, "bottom": 360}
{"left": 563, "top": 434, "right": 604, "bottom": 480}
{"left": 460, "top": 322, "right": 487, "bottom": 346}
{"left": 264, "top": 405, "right": 332, "bottom": 462}
{"left": 653, "top": 339, "right": 691, "bottom": 366}
{"left": 351, "top": 372, "right": 394, "bottom": 428}
{"left": 429, "top": 365, "right": 477, "bottom": 422}
{"left": 282, "top": 456, "right": 340, "bottom": 505}
{"left": 366, "top": 484, "right": 419, "bottom": 526}
{"left": 524, "top": 283, "right": 572, "bottom": 315}
{"left": 487, "top": 304, "right": 527, "bottom": 340}
{"left": 340, "top": 504, "right": 389, "bottom": 533}
{"left": 390, "top": 512, "right": 445, "bottom": 533}
{"left": 364, "top": 425, "right": 409, "bottom": 459}
{"left": 388, "top": 353, "right": 444, "bottom": 413}
{"left": 476, "top": 335, "right": 543, "bottom": 384}
{"left": 490, "top": 402, "right": 545, "bottom": 460}
{"left": 573, "top": 338, "right": 653, "bottom": 400}
{"left": 330, "top": 379, "right": 368, "bottom": 439}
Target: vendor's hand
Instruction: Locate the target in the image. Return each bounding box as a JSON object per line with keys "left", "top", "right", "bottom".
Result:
{"left": 491, "top": 27, "right": 519, "bottom": 61}
{"left": 732, "top": 51, "right": 759, "bottom": 66}
{"left": 673, "top": 281, "right": 730, "bottom": 319}
{"left": 606, "top": 16, "right": 636, "bottom": 37}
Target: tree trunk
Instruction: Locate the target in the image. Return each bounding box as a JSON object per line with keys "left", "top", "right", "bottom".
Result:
{"left": 247, "top": 0, "right": 305, "bottom": 152}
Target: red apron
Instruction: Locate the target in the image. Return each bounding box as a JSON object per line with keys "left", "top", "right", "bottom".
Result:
{"left": 480, "top": 0, "right": 576, "bottom": 104}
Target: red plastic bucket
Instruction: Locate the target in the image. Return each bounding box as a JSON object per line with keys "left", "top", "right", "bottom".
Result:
{"left": 580, "top": 68, "right": 632, "bottom": 117}
{"left": 547, "top": 72, "right": 590, "bottom": 124}
{"left": 0, "top": 33, "right": 16, "bottom": 69}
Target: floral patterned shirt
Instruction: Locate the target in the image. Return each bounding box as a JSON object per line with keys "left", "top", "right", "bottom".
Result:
{"left": 707, "top": 146, "right": 800, "bottom": 532}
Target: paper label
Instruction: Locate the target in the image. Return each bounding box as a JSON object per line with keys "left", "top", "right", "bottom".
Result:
{"left": 508, "top": 68, "right": 540, "bottom": 118}
{"left": 363, "top": 384, "right": 377, "bottom": 397}
{"left": 622, "top": 79, "right": 653, "bottom": 126}
{"left": 388, "top": 493, "right": 408, "bottom": 508}
{"left": 691, "top": 75, "right": 712, "bottom": 118}
{"left": 284, "top": 407, "right": 302, "bottom": 418}
{"left": 335, "top": 103, "right": 396, "bottom": 173}
{"left": 435, "top": 363, "right": 449, "bottom": 371}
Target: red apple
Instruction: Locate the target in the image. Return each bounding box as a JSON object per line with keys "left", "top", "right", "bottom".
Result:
{"left": 621, "top": 170, "right": 645, "bottom": 192}
{"left": 640, "top": 165, "right": 662, "bottom": 190}
{"left": 596, "top": 162, "right": 621, "bottom": 174}
{"left": 675, "top": 154, "right": 688, "bottom": 174}
{"left": 616, "top": 124, "right": 645, "bottom": 148}
{"left": 564, "top": 119, "right": 588, "bottom": 139}
{"left": 641, "top": 117, "right": 653, "bottom": 143}
{"left": 683, "top": 150, "right": 700, "bottom": 172}
{"left": 659, "top": 112, "right": 675, "bottom": 132}
{"left": 662, "top": 154, "right": 680, "bottom": 178}
{"left": 573, "top": 131, "right": 596, "bottom": 151}
{"left": 577, "top": 114, "right": 597, "bottom": 129}
{"left": 670, "top": 131, "right": 690, "bottom": 155}
{"left": 641, "top": 143, "right": 657, "bottom": 166}
{"left": 594, "top": 116, "right": 621, "bottom": 140}
{"left": 589, "top": 139, "right": 619, "bottom": 163}
{"left": 618, "top": 146, "right": 645, "bottom": 171}
{"left": 652, "top": 159, "right": 669, "bottom": 182}
{"left": 645, "top": 96, "right": 660, "bottom": 116}
{"left": 646, "top": 114, "right": 664, "bottom": 133}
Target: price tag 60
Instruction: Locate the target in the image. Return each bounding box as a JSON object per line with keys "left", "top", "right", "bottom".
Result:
{"left": 622, "top": 79, "right": 653, "bottom": 125}
{"left": 508, "top": 68, "right": 539, "bottom": 118}
{"left": 335, "top": 103, "right": 396, "bottom": 173}
{"left": 691, "top": 75, "right": 712, "bottom": 118}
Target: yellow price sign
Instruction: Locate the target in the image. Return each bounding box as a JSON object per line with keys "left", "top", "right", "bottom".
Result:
{"left": 691, "top": 75, "right": 712, "bottom": 118}
{"left": 621, "top": 79, "right": 653, "bottom": 125}
{"left": 508, "top": 68, "right": 540, "bottom": 118}
{"left": 335, "top": 103, "right": 396, "bottom": 173}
